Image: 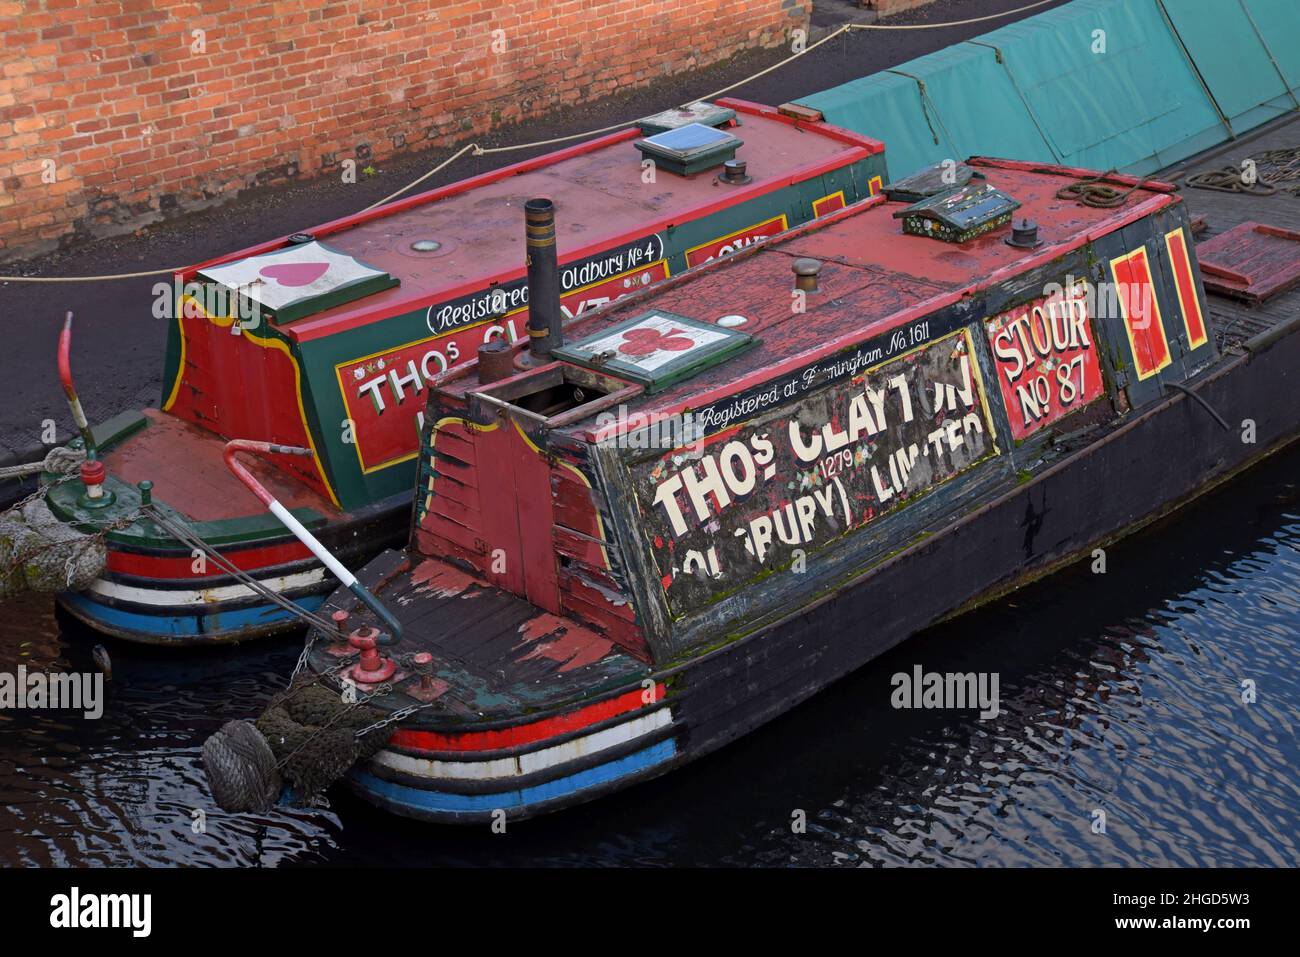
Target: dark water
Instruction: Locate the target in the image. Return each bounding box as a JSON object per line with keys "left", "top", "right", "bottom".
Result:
{"left": 2, "top": 442, "right": 1298, "bottom": 867}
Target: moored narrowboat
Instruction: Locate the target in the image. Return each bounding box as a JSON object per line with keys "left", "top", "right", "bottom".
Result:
{"left": 44, "top": 99, "right": 886, "bottom": 644}
{"left": 205, "top": 154, "right": 1300, "bottom": 823}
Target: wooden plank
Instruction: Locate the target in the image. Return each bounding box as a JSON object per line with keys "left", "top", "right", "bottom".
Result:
{"left": 1196, "top": 221, "right": 1300, "bottom": 301}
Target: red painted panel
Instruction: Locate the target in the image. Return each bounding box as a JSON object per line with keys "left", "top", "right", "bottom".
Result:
{"left": 1109, "top": 247, "right": 1171, "bottom": 381}
{"left": 164, "top": 302, "right": 328, "bottom": 500}
{"left": 812, "top": 191, "right": 846, "bottom": 217}
{"left": 389, "top": 685, "right": 664, "bottom": 753}
{"left": 1164, "top": 227, "right": 1208, "bottom": 349}
{"left": 106, "top": 539, "right": 310, "bottom": 579}
{"left": 984, "top": 278, "right": 1105, "bottom": 439}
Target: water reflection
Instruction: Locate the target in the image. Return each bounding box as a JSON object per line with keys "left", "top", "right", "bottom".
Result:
{"left": 1, "top": 444, "right": 1297, "bottom": 867}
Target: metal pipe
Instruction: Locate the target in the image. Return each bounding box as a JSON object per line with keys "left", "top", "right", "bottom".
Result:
{"left": 222, "top": 439, "right": 403, "bottom": 642}
{"left": 1162, "top": 381, "right": 1230, "bottom": 431}
{"left": 57, "top": 312, "right": 97, "bottom": 460}
{"left": 524, "top": 197, "right": 561, "bottom": 363}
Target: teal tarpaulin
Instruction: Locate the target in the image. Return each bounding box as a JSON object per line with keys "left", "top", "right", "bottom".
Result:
{"left": 978, "top": 0, "right": 1226, "bottom": 173}
{"left": 1160, "top": 0, "right": 1300, "bottom": 135}
{"left": 799, "top": 71, "right": 959, "bottom": 182}
{"left": 798, "top": 0, "right": 1299, "bottom": 182}
{"left": 885, "top": 42, "right": 1057, "bottom": 165}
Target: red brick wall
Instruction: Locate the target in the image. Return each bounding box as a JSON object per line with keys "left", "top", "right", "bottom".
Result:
{"left": 0, "top": 0, "right": 811, "bottom": 262}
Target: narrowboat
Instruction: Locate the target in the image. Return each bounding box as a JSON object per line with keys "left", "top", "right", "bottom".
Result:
{"left": 207, "top": 154, "right": 1300, "bottom": 823}
{"left": 45, "top": 99, "right": 887, "bottom": 644}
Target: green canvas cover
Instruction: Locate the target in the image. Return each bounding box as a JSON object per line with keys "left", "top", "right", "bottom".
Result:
{"left": 1159, "top": 0, "right": 1300, "bottom": 135}
{"left": 798, "top": 0, "right": 1300, "bottom": 182}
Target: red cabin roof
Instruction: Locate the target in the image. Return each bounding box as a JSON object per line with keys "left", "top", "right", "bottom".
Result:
{"left": 181, "top": 99, "right": 883, "bottom": 343}
{"left": 528, "top": 158, "right": 1182, "bottom": 438}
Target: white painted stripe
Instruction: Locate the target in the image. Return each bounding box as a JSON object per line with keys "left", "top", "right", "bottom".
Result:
{"left": 88, "top": 567, "right": 328, "bottom": 607}
{"left": 269, "top": 500, "right": 356, "bottom": 588}
{"left": 372, "top": 708, "right": 673, "bottom": 782}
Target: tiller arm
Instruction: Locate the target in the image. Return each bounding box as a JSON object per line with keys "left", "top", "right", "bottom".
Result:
{"left": 222, "top": 439, "right": 402, "bottom": 642}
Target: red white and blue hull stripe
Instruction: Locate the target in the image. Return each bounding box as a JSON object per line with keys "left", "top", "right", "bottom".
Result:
{"left": 58, "top": 565, "right": 331, "bottom": 644}
{"left": 350, "top": 687, "right": 678, "bottom": 822}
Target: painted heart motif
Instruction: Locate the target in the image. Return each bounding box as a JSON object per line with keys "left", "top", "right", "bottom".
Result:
{"left": 259, "top": 261, "right": 329, "bottom": 287}
{"left": 618, "top": 326, "right": 695, "bottom": 357}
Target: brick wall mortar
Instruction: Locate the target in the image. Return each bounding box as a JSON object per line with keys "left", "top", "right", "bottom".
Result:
{"left": 0, "top": 0, "right": 811, "bottom": 261}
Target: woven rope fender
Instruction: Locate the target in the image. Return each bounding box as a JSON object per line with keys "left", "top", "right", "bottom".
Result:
{"left": 0, "top": 497, "right": 106, "bottom": 598}
{"left": 203, "top": 682, "right": 388, "bottom": 812}
{"left": 202, "top": 719, "right": 283, "bottom": 813}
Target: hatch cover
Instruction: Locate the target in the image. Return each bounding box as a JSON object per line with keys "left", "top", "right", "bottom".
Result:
{"left": 553, "top": 311, "right": 754, "bottom": 393}
{"left": 196, "top": 240, "right": 399, "bottom": 323}
{"left": 884, "top": 161, "right": 984, "bottom": 203}
{"left": 892, "top": 181, "right": 1020, "bottom": 244}
{"left": 1197, "top": 221, "right": 1300, "bottom": 302}
{"left": 635, "top": 123, "right": 742, "bottom": 176}
{"left": 639, "top": 101, "right": 737, "bottom": 136}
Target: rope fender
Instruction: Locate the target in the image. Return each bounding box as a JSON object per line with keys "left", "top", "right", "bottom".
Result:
{"left": 203, "top": 681, "right": 388, "bottom": 812}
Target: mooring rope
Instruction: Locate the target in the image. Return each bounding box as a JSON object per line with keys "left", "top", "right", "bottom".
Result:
{"left": 0, "top": 0, "right": 1061, "bottom": 283}
{"left": 0, "top": 446, "right": 86, "bottom": 481}
{"left": 142, "top": 503, "right": 340, "bottom": 635}
{"left": 1185, "top": 166, "right": 1279, "bottom": 195}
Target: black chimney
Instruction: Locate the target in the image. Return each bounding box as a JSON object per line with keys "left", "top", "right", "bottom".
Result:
{"left": 524, "top": 197, "right": 562, "bottom": 364}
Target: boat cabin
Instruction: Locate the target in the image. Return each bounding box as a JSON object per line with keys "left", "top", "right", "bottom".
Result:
{"left": 158, "top": 99, "right": 887, "bottom": 512}
{"left": 395, "top": 157, "right": 1215, "bottom": 670}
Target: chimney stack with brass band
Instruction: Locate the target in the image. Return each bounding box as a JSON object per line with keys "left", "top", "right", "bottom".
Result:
{"left": 524, "top": 197, "right": 562, "bottom": 365}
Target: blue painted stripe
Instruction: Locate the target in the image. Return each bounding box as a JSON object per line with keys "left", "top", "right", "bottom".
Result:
{"left": 351, "top": 738, "right": 677, "bottom": 815}
{"left": 59, "top": 590, "right": 326, "bottom": 639}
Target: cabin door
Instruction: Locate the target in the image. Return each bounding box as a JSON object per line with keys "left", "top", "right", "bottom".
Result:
{"left": 474, "top": 409, "right": 562, "bottom": 613}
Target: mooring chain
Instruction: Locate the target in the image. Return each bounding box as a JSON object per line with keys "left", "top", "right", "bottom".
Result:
{"left": 1252, "top": 146, "right": 1300, "bottom": 193}
{"left": 0, "top": 471, "right": 77, "bottom": 518}
{"left": 354, "top": 701, "right": 437, "bottom": 739}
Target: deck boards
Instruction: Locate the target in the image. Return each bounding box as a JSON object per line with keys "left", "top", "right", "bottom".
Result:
{"left": 315, "top": 552, "right": 647, "bottom": 718}
{"left": 1167, "top": 114, "right": 1300, "bottom": 348}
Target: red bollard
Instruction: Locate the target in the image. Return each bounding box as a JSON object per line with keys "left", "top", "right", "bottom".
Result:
{"left": 331, "top": 609, "right": 349, "bottom": 641}
{"left": 348, "top": 626, "right": 396, "bottom": 683}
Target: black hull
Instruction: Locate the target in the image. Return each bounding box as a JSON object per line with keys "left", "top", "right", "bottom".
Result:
{"left": 669, "top": 321, "right": 1297, "bottom": 790}
{"left": 348, "top": 320, "right": 1297, "bottom": 824}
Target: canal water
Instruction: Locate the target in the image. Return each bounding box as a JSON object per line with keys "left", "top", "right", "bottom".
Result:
{"left": 1, "top": 442, "right": 1297, "bottom": 867}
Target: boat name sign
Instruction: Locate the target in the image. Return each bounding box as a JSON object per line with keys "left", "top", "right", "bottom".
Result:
{"left": 631, "top": 329, "right": 999, "bottom": 614}
{"left": 984, "top": 278, "right": 1105, "bottom": 440}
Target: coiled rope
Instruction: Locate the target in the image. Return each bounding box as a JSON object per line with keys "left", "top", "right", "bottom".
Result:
{"left": 1185, "top": 166, "right": 1279, "bottom": 195}
{"left": 1054, "top": 169, "right": 1147, "bottom": 208}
